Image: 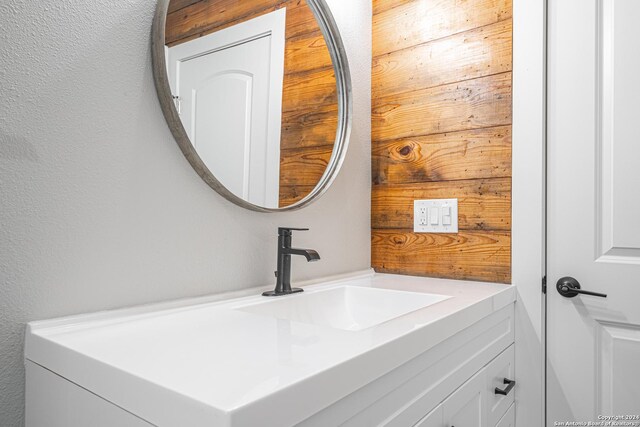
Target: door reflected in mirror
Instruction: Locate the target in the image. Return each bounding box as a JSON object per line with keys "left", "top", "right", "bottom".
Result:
{"left": 164, "top": 0, "right": 339, "bottom": 209}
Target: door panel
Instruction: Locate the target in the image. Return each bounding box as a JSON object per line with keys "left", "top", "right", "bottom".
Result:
{"left": 179, "top": 35, "right": 273, "bottom": 206}
{"left": 547, "top": 0, "right": 640, "bottom": 422}
{"left": 597, "top": 322, "right": 640, "bottom": 413}
{"left": 193, "top": 71, "right": 253, "bottom": 199}
{"left": 598, "top": 0, "right": 640, "bottom": 261}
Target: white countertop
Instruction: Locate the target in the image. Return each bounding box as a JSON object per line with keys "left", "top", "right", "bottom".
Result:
{"left": 25, "top": 271, "right": 515, "bottom": 427}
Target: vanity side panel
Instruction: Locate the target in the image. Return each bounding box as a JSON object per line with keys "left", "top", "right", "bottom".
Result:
{"left": 297, "top": 303, "right": 514, "bottom": 427}
{"left": 25, "top": 361, "right": 153, "bottom": 427}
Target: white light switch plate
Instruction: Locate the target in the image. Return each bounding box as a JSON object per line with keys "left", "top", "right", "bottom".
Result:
{"left": 414, "top": 199, "right": 458, "bottom": 233}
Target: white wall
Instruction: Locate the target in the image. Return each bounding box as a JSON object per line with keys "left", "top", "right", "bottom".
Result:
{"left": 0, "top": 0, "right": 372, "bottom": 425}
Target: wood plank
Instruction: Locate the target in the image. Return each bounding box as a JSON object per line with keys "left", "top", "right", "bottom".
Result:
{"left": 166, "top": 0, "right": 319, "bottom": 46}
{"left": 166, "top": 0, "right": 278, "bottom": 45}
{"left": 282, "top": 67, "right": 337, "bottom": 113}
{"left": 283, "top": 1, "right": 323, "bottom": 39}
{"left": 372, "top": 72, "right": 512, "bottom": 142}
{"left": 168, "top": 0, "right": 202, "bottom": 14}
{"left": 371, "top": 230, "right": 511, "bottom": 283}
{"left": 372, "top": 126, "right": 512, "bottom": 184}
{"left": 279, "top": 184, "right": 316, "bottom": 206}
{"left": 279, "top": 145, "right": 333, "bottom": 187}
{"left": 373, "top": 0, "right": 512, "bottom": 57}
{"left": 284, "top": 30, "right": 333, "bottom": 75}
{"left": 372, "top": 178, "right": 511, "bottom": 230}
{"left": 166, "top": 7, "right": 278, "bottom": 46}
{"left": 373, "top": 0, "right": 415, "bottom": 16}
{"left": 281, "top": 105, "right": 338, "bottom": 149}
{"left": 373, "top": 20, "right": 512, "bottom": 99}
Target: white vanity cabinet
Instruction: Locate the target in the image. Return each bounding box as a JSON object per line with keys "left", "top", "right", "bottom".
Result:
{"left": 25, "top": 273, "right": 516, "bottom": 427}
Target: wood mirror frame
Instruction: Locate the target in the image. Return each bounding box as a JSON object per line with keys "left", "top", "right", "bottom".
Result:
{"left": 151, "top": 0, "right": 352, "bottom": 212}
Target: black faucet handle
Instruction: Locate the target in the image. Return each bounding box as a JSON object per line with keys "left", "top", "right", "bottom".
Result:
{"left": 278, "top": 227, "right": 309, "bottom": 236}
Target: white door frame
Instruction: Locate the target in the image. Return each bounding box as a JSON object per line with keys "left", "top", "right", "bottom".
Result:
{"left": 512, "top": 0, "right": 547, "bottom": 425}
{"left": 166, "top": 9, "right": 287, "bottom": 208}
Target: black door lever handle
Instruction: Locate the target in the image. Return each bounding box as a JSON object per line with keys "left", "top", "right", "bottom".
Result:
{"left": 556, "top": 277, "right": 607, "bottom": 298}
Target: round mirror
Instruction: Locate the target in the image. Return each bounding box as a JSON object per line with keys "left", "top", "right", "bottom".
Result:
{"left": 151, "top": 0, "right": 351, "bottom": 211}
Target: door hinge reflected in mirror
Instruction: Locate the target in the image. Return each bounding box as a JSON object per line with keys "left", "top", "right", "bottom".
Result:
{"left": 542, "top": 275, "right": 547, "bottom": 294}
{"left": 172, "top": 95, "right": 181, "bottom": 114}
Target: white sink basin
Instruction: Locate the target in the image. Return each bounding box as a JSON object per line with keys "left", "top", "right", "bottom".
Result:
{"left": 235, "top": 285, "right": 450, "bottom": 331}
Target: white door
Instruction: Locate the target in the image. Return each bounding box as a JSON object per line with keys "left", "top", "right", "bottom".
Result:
{"left": 547, "top": 0, "right": 640, "bottom": 423}
{"left": 167, "top": 10, "right": 285, "bottom": 208}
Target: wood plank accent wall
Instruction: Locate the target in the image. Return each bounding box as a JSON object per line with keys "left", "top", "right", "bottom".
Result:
{"left": 371, "top": 0, "right": 513, "bottom": 283}
{"left": 166, "top": 0, "right": 337, "bottom": 207}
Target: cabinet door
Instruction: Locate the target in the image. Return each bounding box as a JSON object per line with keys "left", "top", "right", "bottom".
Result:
{"left": 414, "top": 404, "right": 443, "bottom": 427}
{"left": 495, "top": 403, "right": 515, "bottom": 427}
{"left": 486, "top": 345, "right": 515, "bottom": 426}
{"left": 443, "top": 369, "right": 487, "bottom": 427}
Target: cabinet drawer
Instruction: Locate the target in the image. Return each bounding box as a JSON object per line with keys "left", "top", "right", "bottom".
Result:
{"left": 486, "top": 344, "right": 515, "bottom": 426}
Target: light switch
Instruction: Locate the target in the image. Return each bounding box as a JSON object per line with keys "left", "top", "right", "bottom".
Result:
{"left": 429, "top": 207, "right": 439, "bottom": 225}
{"left": 442, "top": 206, "right": 452, "bottom": 225}
{"left": 414, "top": 199, "right": 458, "bottom": 233}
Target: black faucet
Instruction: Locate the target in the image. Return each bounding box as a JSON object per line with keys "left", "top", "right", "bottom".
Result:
{"left": 263, "top": 228, "right": 320, "bottom": 297}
